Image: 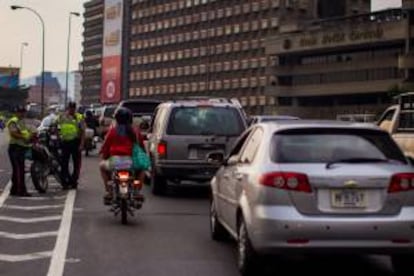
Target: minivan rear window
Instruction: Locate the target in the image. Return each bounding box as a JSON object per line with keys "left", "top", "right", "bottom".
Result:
{"left": 167, "top": 106, "right": 244, "bottom": 136}
{"left": 271, "top": 128, "right": 406, "bottom": 164}
{"left": 122, "top": 102, "right": 160, "bottom": 115}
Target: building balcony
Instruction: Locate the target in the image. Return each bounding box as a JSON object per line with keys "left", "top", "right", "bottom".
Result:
{"left": 265, "top": 79, "right": 404, "bottom": 97}
{"left": 271, "top": 57, "right": 399, "bottom": 75}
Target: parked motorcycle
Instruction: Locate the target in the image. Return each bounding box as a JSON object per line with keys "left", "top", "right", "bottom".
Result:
{"left": 30, "top": 126, "right": 64, "bottom": 193}
{"left": 106, "top": 158, "right": 144, "bottom": 224}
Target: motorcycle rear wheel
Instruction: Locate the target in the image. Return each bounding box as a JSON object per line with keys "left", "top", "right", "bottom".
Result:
{"left": 31, "top": 161, "right": 48, "bottom": 194}
{"left": 120, "top": 198, "right": 128, "bottom": 225}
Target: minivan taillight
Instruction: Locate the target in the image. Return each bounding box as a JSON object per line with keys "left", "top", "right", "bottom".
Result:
{"left": 157, "top": 142, "right": 167, "bottom": 157}
{"left": 259, "top": 172, "right": 312, "bottom": 193}
{"left": 388, "top": 173, "right": 414, "bottom": 193}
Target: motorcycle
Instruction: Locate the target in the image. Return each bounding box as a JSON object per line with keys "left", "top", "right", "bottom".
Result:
{"left": 30, "top": 126, "right": 64, "bottom": 193}
{"left": 84, "top": 128, "right": 98, "bottom": 156}
{"left": 106, "top": 158, "right": 144, "bottom": 224}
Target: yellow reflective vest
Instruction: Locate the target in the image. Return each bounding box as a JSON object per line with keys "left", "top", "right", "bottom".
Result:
{"left": 57, "top": 113, "right": 84, "bottom": 141}
{"left": 7, "top": 117, "right": 31, "bottom": 147}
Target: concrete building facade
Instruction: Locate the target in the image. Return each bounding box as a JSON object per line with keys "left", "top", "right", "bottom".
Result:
{"left": 266, "top": 7, "right": 414, "bottom": 119}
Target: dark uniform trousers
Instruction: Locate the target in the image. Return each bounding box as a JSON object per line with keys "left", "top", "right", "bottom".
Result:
{"left": 8, "top": 144, "right": 28, "bottom": 194}
{"left": 61, "top": 138, "right": 81, "bottom": 187}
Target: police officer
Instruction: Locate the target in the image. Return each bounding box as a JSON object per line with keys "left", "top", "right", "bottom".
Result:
{"left": 57, "top": 102, "right": 85, "bottom": 189}
{"left": 7, "top": 105, "right": 32, "bottom": 197}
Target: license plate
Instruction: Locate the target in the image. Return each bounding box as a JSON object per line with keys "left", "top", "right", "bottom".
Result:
{"left": 188, "top": 149, "right": 198, "bottom": 159}
{"left": 331, "top": 189, "right": 366, "bottom": 208}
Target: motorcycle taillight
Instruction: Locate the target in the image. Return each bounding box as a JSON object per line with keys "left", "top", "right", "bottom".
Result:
{"left": 117, "top": 171, "right": 130, "bottom": 182}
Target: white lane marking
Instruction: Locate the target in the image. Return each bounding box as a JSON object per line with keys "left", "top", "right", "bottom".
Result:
{"left": 0, "top": 231, "right": 58, "bottom": 239}
{"left": 21, "top": 195, "right": 66, "bottom": 201}
{"left": 4, "top": 204, "right": 64, "bottom": 211}
{"left": 0, "top": 181, "right": 11, "bottom": 208}
{"left": 65, "top": 258, "right": 81, "bottom": 264}
{"left": 0, "top": 215, "right": 62, "bottom": 223}
{"left": 47, "top": 190, "right": 76, "bottom": 276}
{"left": 0, "top": 251, "right": 53, "bottom": 262}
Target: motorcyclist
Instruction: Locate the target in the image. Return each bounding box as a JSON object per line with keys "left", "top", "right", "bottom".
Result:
{"left": 99, "top": 107, "right": 145, "bottom": 204}
{"left": 84, "top": 110, "right": 99, "bottom": 136}
{"left": 39, "top": 107, "right": 58, "bottom": 131}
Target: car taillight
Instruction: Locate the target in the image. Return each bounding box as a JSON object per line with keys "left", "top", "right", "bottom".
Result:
{"left": 388, "top": 173, "right": 414, "bottom": 193}
{"left": 259, "top": 172, "right": 312, "bottom": 193}
{"left": 117, "top": 171, "right": 130, "bottom": 182}
{"left": 157, "top": 142, "right": 167, "bottom": 157}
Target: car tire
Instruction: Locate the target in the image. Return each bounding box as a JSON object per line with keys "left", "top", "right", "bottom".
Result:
{"left": 210, "top": 198, "right": 228, "bottom": 241}
{"left": 151, "top": 170, "right": 167, "bottom": 195}
{"left": 392, "top": 255, "right": 412, "bottom": 276}
{"left": 238, "top": 218, "right": 259, "bottom": 276}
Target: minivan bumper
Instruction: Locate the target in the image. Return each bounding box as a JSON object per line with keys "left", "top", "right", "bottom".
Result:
{"left": 155, "top": 161, "right": 220, "bottom": 182}
{"left": 248, "top": 205, "right": 414, "bottom": 255}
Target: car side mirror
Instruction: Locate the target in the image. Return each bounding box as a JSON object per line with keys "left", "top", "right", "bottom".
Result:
{"left": 406, "top": 156, "right": 414, "bottom": 166}
{"left": 226, "top": 155, "right": 239, "bottom": 166}
{"left": 207, "top": 151, "right": 225, "bottom": 164}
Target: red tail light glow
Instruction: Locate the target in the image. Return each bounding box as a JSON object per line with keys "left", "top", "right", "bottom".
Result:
{"left": 287, "top": 239, "right": 309, "bottom": 244}
{"left": 259, "top": 172, "right": 312, "bottom": 193}
{"left": 117, "top": 171, "right": 130, "bottom": 182}
{"left": 388, "top": 173, "right": 414, "bottom": 193}
{"left": 133, "top": 180, "right": 142, "bottom": 188}
{"left": 157, "top": 142, "right": 167, "bottom": 157}
{"left": 391, "top": 239, "right": 411, "bottom": 244}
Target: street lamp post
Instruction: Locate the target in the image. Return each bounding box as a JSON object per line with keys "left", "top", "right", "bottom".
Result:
{"left": 65, "top": 12, "right": 80, "bottom": 107}
{"left": 20, "top": 42, "right": 28, "bottom": 72}
{"left": 11, "top": 5, "right": 45, "bottom": 117}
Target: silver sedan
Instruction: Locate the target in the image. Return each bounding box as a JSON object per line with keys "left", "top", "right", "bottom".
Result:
{"left": 209, "top": 121, "right": 414, "bottom": 276}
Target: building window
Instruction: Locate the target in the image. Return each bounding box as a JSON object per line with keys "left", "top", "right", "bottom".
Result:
{"left": 225, "top": 7, "right": 232, "bottom": 17}
{"left": 232, "top": 79, "right": 240, "bottom": 89}
{"left": 217, "top": 9, "right": 224, "bottom": 18}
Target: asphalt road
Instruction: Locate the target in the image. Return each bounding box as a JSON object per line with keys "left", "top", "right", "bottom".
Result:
{"left": 0, "top": 146, "right": 397, "bottom": 276}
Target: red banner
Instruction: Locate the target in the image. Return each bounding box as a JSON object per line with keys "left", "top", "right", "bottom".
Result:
{"left": 101, "top": 55, "right": 121, "bottom": 103}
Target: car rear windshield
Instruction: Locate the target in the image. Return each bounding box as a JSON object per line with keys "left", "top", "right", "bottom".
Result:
{"left": 122, "top": 102, "right": 160, "bottom": 115}
{"left": 271, "top": 128, "right": 406, "bottom": 164}
{"left": 167, "top": 106, "right": 244, "bottom": 136}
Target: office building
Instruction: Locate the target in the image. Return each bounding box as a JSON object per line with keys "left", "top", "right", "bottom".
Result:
{"left": 81, "top": 0, "right": 104, "bottom": 105}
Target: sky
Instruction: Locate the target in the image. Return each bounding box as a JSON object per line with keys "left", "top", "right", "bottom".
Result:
{"left": 0, "top": 0, "right": 403, "bottom": 80}
{"left": 0, "top": 0, "right": 85, "bottom": 79}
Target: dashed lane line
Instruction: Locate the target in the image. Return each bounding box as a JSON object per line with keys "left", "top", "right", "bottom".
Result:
{"left": 0, "top": 215, "right": 62, "bottom": 223}
{"left": 4, "top": 204, "right": 64, "bottom": 211}
{"left": 21, "top": 195, "right": 67, "bottom": 201}
{"left": 0, "top": 231, "right": 58, "bottom": 239}
{"left": 0, "top": 251, "right": 53, "bottom": 262}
